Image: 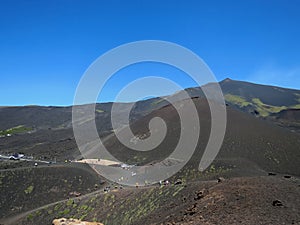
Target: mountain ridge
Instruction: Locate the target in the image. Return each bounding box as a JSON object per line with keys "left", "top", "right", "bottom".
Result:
{"left": 1, "top": 78, "right": 300, "bottom": 225}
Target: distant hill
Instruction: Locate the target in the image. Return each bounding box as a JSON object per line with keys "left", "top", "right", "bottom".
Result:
{"left": 220, "top": 78, "right": 300, "bottom": 106}
{"left": 0, "top": 78, "right": 299, "bottom": 162}
{"left": 1, "top": 78, "right": 299, "bottom": 131}
{"left": 102, "top": 97, "right": 300, "bottom": 176}
{"left": 178, "top": 78, "right": 300, "bottom": 131}
{"left": 1, "top": 79, "right": 300, "bottom": 225}
{"left": 220, "top": 78, "right": 300, "bottom": 117}
{"left": 181, "top": 78, "right": 300, "bottom": 117}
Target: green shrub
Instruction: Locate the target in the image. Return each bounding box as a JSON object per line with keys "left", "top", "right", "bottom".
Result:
{"left": 24, "top": 185, "right": 34, "bottom": 194}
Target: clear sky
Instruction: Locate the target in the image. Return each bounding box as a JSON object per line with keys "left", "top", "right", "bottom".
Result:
{"left": 1, "top": 0, "right": 300, "bottom": 106}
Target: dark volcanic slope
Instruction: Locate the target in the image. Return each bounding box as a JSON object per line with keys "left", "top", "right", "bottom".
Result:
{"left": 0, "top": 163, "right": 104, "bottom": 219}
{"left": 183, "top": 79, "right": 300, "bottom": 131}
{"left": 5, "top": 95, "right": 298, "bottom": 176}
{"left": 2, "top": 95, "right": 292, "bottom": 176}
{"left": 149, "top": 176, "right": 300, "bottom": 225}
{"left": 0, "top": 106, "right": 72, "bottom": 130}
{"left": 2, "top": 78, "right": 298, "bottom": 129}
{"left": 0, "top": 102, "right": 163, "bottom": 161}
{"left": 10, "top": 176, "right": 300, "bottom": 225}
{"left": 0, "top": 101, "right": 166, "bottom": 131}
{"left": 1, "top": 80, "right": 299, "bottom": 171}
{"left": 219, "top": 104, "right": 300, "bottom": 175}
{"left": 182, "top": 78, "right": 300, "bottom": 107}
{"left": 1, "top": 80, "right": 300, "bottom": 225}
{"left": 273, "top": 108, "right": 300, "bottom": 121}
{"left": 220, "top": 78, "right": 300, "bottom": 106}
{"left": 0, "top": 128, "right": 78, "bottom": 161}
{"left": 103, "top": 97, "right": 300, "bottom": 176}
{"left": 270, "top": 109, "right": 300, "bottom": 133}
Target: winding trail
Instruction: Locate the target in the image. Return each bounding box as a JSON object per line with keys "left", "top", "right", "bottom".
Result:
{"left": 0, "top": 180, "right": 152, "bottom": 225}
{"left": 0, "top": 188, "right": 104, "bottom": 225}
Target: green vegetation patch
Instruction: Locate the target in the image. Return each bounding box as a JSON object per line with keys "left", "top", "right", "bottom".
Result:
{"left": 225, "top": 94, "right": 297, "bottom": 117}
{"left": 66, "top": 199, "right": 74, "bottom": 206}
{"left": 224, "top": 94, "right": 251, "bottom": 107}
{"left": 24, "top": 185, "right": 34, "bottom": 194}
{"left": 0, "top": 125, "right": 32, "bottom": 136}
{"left": 252, "top": 98, "right": 287, "bottom": 117}
{"left": 291, "top": 104, "right": 300, "bottom": 109}
{"left": 58, "top": 208, "right": 70, "bottom": 216}
{"left": 27, "top": 213, "right": 34, "bottom": 220}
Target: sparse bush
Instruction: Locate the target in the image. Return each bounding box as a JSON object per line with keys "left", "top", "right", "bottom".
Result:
{"left": 24, "top": 185, "right": 34, "bottom": 194}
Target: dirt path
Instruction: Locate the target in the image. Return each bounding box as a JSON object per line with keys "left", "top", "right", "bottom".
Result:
{"left": 0, "top": 163, "right": 67, "bottom": 173}
{"left": 0, "top": 181, "right": 152, "bottom": 225}
{"left": 0, "top": 187, "right": 106, "bottom": 225}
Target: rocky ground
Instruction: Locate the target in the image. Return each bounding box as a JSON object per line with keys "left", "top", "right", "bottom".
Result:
{"left": 2, "top": 174, "right": 299, "bottom": 225}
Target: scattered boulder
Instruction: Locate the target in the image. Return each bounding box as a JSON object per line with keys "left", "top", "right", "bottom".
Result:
{"left": 268, "top": 172, "right": 277, "bottom": 176}
{"left": 184, "top": 203, "right": 198, "bottom": 216}
{"left": 69, "top": 191, "right": 81, "bottom": 197}
{"left": 52, "top": 218, "right": 104, "bottom": 225}
{"left": 272, "top": 200, "right": 283, "bottom": 207}
{"left": 253, "top": 110, "right": 260, "bottom": 115}
{"left": 104, "top": 187, "right": 110, "bottom": 193}
{"left": 194, "top": 189, "right": 207, "bottom": 200}
{"left": 174, "top": 179, "right": 183, "bottom": 185}
{"left": 284, "top": 175, "right": 292, "bottom": 179}
{"left": 217, "top": 177, "right": 225, "bottom": 183}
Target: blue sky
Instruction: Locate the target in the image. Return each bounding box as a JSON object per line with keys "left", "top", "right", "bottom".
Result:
{"left": 0, "top": 0, "right": 300, "bottom": 106}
